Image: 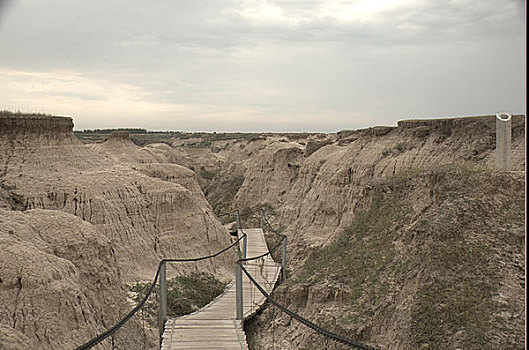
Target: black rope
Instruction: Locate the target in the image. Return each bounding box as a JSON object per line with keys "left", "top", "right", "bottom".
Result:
{"left": 239, "top": 263, "right": 379, "bottom": 350}
{"left": 217, "top": 206, "right": 260, "bottom": 218}
{"left": 239, "top": 237, "right": 284, "bottom": 263}
{"left": 75, "top": 233, "right": 246, "bottom": 350}
{"left": 75, "top": 262, "right": 162, "bottom": 350}
{"left": 238, "top": 206, "right": 262, "bottom": 219}
{"left": 163, "top": 234, "right": 244, "bottom": 263}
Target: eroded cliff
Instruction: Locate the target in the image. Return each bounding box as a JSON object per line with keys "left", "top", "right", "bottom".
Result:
{"left": 246, "top": 165, "right": 525, "bottom": 349}
{"left": 199, "top": 115, "right": 525, "bottom": 349}
{"left": 0, "top": 114, "right": 236, "bottom": 349}
{"left": 0, "top": 209, "right": 152, "bottom": 349}
{"left": 233, "top": 115, "right": 525, "bottom": 260}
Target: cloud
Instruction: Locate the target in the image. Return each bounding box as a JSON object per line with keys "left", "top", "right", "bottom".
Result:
{"left": 0, "top": 0, "right": 12, "bottom": 27}
{"left": 0, "top": 69, "right": 186, "bottom": 121}
{"left": 0, "top": 1, "right": 525, "bottom": 132}
{"left": 0, "top": 0, "right": 522, "bottom": 72}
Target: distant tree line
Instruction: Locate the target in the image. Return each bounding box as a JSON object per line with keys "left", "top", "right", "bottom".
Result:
{"left": 75, "top": 128, "right": 148, "bottom": 134}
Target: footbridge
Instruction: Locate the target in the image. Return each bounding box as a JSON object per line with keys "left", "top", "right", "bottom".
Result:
{"left": 161, "top": 227, "right": 280, "bottom": 349}
{"left": 75, "top": 208, "right": 377, "bottom": 350}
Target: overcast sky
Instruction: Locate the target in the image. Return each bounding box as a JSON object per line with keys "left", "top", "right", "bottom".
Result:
{"left": 0, "top": 0, "right": 525, "bottom": 132}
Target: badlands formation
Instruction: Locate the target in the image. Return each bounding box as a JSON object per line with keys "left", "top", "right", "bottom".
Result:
{"left": 171, "top": 115, "right": 525, "bottom": 349}
{"left": 0, "top": 113, "right": 526, "bottom": 350}
{"left": 0, "top": 114, "right": 235, "bottom": 349}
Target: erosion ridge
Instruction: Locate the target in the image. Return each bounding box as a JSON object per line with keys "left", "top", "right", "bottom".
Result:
{"left": 0, "top": 114, "right": 76, "bottom": 146}
{"left": 0, "top": 114, "right": 74, "bottom": 134}
{"left": 0, "top": 209, "right": 150, "bottom": 349}
{"left": 223, "top": 115, "right": 525, "bottom": 349}
{"left": 232, "top": 114, "right": 525, "bottom": 251}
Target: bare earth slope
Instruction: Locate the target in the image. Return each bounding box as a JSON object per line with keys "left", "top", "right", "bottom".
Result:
{"left": 0, "top": 117, "right": 235, "bottom": 282}
{"left": 247, "top": 165, "right": 525, "bottom": 349}
{"left": 231, "top": 116, "right": 525, "bottom": 264}
{"left": 0, "top": 209, "right": 151, "bottom": 349}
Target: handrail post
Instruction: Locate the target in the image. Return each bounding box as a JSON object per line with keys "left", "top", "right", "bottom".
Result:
{"left": 260, "top": 208, "right": 264, "bottom": 230}
{"left": 235, "top": 263, "right": 243, "bottom": 320}
{"left": 236, "top": 210, "right": 241, "bottom": 230}
{"left": 281, "top": 236, "right": 287, "bottom": 281}
{"left": 242, "top": 234, "right": 247, "bottom": 260}
{"left": 159, "top": 261, "right": 167, "bottom": 342}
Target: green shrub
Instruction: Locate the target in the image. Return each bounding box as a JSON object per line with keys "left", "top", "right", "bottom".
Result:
{"left": 200, "top": 166, "right": 216, "bottom": 180}
{"left": 128, "top": 272, "right": 227, "bottom": 325}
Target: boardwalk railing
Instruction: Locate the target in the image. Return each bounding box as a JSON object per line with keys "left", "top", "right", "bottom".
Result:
{"left": 75, "top": 207, "right": 260, "bottom": 350}
{"left": 75, "top": 207, "right": 379, "bottom": 350}
{"left": 238, "top": 210, "right": 379, "bottom": 350}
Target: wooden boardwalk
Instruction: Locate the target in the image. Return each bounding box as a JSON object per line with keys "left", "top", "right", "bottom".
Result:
{"left": 161, "top": 228, "right": 281, "bottom": 350}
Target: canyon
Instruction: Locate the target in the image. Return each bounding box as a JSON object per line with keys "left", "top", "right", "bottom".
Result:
{"left": 1, "top": 112, "right": 525, "bottom": 349}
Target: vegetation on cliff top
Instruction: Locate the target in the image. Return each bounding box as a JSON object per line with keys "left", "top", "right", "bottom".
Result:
{"left": 0, "top": 110, "right": 52, "bottom": 117}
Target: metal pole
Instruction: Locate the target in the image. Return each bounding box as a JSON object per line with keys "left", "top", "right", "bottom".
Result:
{"left": 281, "top": 236, "right": 287, "bottom": 281}
{"left": 159, "top": 261, "right": 167, "bottom": 341}
{"left": 235, "top": 263, "right": 243, "bottom": 320}
{"left": 260, "top": 208, "right": 264, "bottom": 230}
{"left": 236, "top": 210, "right": 241, "bottom": 230}
{"left": 496, "top": 112, "right": 512, "bottom": 171}
{"left": 242, "top": 234, "right": 247, "bottom": 260}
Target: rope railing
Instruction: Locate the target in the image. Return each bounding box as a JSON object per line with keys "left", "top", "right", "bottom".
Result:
{"left": 237, "top": 208, "right": 379, "bottom": 350}
{"left": 217, "top": 206, "right": 262, "bottom": 219}
{"left": 76, "top": 206, "right": 376, "bottom": 350}
{"left": 239, "top": 231, "right": 285, "bottom": 264}
{"left": 75, "top": 229, "right": 247, "bottom": 349}
{"left": 237, "top": 261, "right": 378, "bottom": 350}
{"left": 260, "top": 211, "right": 288, "bottom": 279}
{"left": 217, "top": 206, "right": 263, "bottom": 227}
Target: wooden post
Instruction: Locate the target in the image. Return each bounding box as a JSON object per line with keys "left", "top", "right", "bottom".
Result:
{"left": 281, "top": 236, "right": 287, "bottom": 281}
{"left": 260, "top": 208, "right": 264, "bottom": 230}
{"left": 159, "top": 261, "right": 167, "bottom": 341}
{"left": 235, "top": 263, "right": 243, "bottom": 320}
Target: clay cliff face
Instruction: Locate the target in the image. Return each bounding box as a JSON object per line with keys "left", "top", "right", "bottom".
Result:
{"left": 0, "top": 114, "right": 235, "bottom": 349}
{"left": 0, "top": 209, "right": 151, "bottom": 349}
{"left": 0, "top": 119, "right": 235, "bottom": 281}
{"left": 0, "top": 114, "right": 74, "bottom": 143}
{"left": 232, "top": 115, "right": 525, "bottom": 260}
{"left": 3, "top": 113, "right": 523, "bottom": 349}
{"left": 247, "top": 166, "right": 525, "bottom": 349}
{"left": 232, "top": 141, "right": 305, "bottom": 210}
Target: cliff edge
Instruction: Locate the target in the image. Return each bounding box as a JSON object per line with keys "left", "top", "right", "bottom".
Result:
{"left": 0, "top": 113, "right": 77, "bottom": 145}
